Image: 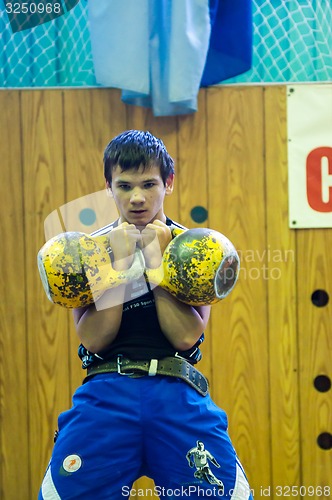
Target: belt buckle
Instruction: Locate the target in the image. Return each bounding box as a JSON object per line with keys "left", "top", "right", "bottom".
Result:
{"left": 117, "top": 355, "right": 134, "bottom": 376}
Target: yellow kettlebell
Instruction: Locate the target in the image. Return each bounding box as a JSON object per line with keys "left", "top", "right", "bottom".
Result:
{"left": 37, "top": 231, "right": 144, "bottom": 308}
{"left": 38, "top": 227, "right": 239, "bottom": 308}
{"left": 146, "top": 227, "right": 240, "bottom": 305}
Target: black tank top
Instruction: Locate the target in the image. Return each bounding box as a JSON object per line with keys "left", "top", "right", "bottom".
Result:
{"left": 78, "top": 217, "right": 204, "bottom": 368}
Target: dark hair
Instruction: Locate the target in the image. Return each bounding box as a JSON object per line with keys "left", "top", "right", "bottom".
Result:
{"left": 104, "top": 130, "right": 175, "bottom": 185}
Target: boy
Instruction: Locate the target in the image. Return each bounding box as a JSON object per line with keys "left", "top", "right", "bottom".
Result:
{"left": 39, "top": 130, "right": 252, "bottom": 499}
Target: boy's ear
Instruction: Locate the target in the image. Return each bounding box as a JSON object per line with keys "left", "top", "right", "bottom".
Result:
{"left": 106, "top": 180, "right": 113, "bottom": 197}
{"left": 165, "top": 174, "right": 174, "bottom": 195}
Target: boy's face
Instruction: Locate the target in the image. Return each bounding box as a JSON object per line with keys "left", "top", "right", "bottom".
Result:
{"left": 108, "top": 164, "right": 174, "bottom": 227}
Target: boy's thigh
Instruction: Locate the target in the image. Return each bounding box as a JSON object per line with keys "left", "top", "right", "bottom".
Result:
{"left": 144, "top": 378, "right": 252, "bottom": 499}
{"left": 152, "top": 464, "right": 253, "bottom": 500}
{"left": 38, "top": 460, "right": 140, "bottom": 500}
{"left": 39, "top": 375, "right": 144, "bottom": 499}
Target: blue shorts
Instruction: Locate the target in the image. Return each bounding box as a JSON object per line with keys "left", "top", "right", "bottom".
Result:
{"left": 39, "top": 374, "right": 253, "bottom": 499}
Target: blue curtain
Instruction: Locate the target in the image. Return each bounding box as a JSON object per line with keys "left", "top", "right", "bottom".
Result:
{"left": 201, "top": 0, "right": 253, "bottom": 86}
{"left": 88, "top": 0, "right": 253, "bottom": 116}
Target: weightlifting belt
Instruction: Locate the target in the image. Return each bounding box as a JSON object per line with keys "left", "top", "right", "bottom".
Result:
{"left": 84, "top": 355, "right": 209, "bottom": 397}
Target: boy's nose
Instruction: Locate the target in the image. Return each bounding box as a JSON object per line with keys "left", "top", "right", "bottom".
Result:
{"left": 130, "top": 189, "right": 145, "bottom": 203}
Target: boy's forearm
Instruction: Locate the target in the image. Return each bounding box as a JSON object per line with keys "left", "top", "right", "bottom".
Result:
{"left": 72, "top": 285, "right": 126, "bottom": 353}
{"left": 152, "top": 287, "right": 210, "bottom": 352}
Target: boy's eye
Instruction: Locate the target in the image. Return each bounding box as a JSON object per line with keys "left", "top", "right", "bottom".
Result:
{"left": 118, "top": 184, "right": 131, "bottom": 190}
{"left": 144, "top": 183, "right": 155, "bottom": 189}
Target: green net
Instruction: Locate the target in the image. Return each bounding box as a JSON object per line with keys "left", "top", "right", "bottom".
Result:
{"left": 225, "top": 0, "right": 332, "bottom": 84}
{"left": 0, "top": 0, "right": 96, "bottom": 86}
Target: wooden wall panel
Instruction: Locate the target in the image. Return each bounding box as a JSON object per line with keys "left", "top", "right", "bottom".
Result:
{"left": 0, "top": 91, "right": 29, "bottom": 500}
{"left": 297, "top": 228, "right": 332, "bottom": 491}
{"left": 206, "top": 86, "right": 271, "bottom": 493}
{"left": 264, "top": 87, "right": 300, "bottom": 492}
{"left": 21, "top": 90, "right": 70, "bottom": 498}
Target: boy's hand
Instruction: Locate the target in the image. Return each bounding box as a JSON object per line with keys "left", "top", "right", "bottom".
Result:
{"left": 139, "top": 220, "right": 172, "bottom": 269}
{"left": 108, "top": 222, "right": 141, "bottom": 271}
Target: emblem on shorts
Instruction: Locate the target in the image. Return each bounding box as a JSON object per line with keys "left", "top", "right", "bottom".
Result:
{"left": 186, "top": 440, "right": 224, "bottom": 493}
{"left": 62, "top": 454, "right": 82, "bottom": 473}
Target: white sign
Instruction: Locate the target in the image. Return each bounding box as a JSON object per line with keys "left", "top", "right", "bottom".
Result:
{"left": 287, "top": 84, "right": 332, "bottom": 228}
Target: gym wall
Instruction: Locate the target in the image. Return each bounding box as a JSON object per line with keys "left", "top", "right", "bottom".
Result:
{"left": 0, "top": 86, "right": 331, "bottom": 499}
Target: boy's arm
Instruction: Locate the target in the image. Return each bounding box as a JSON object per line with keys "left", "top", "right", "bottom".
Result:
{"left": 141, "top": 220, "right": 211, "bottom": 351}
{"left": 72, "top": 286, "right": 126, "bottom": 353}
{"left": 152, "top": 287, "right": 210, "bottom": 351}
{"left": 73, "top": 222, "right": 141, "bottom": 353}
